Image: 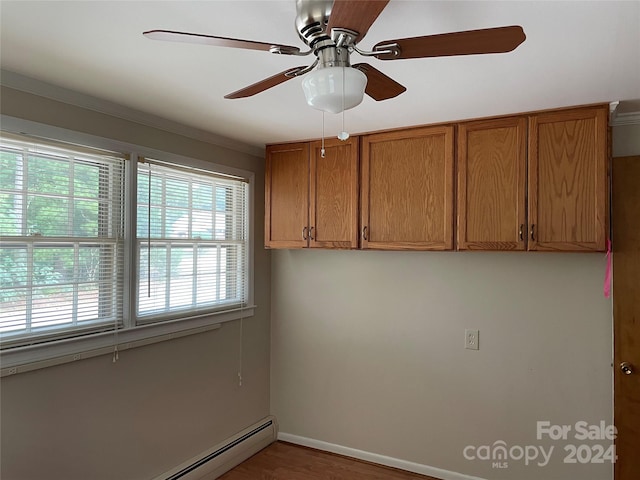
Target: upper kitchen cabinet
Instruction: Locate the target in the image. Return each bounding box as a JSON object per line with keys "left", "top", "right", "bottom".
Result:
{"left": 265, "top": 142, "right": 309, "bottom": 248}
{"left": 457, "top": 116, "right": 527, "bottom": 250}
{"left": 309, "top": 136, "right": 359, "bottom": 249}
{"left": 528, "top": 106, "right": 608, "bottom": 251}
{"left": 265, "top": 137, "right": 359, "bottom": 249}
{"left": 265, "top": 103, "right": 608, "bottom": 252}
{"left": 360, "top": 126, "right": 455, "bottom": 250}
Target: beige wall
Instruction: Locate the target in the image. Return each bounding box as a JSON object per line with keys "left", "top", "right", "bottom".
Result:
{"left": 271, "top": 123, "right": 639, "bottom": 480}
{"left": 0, "top": 86, "right": 271, "bottom": 479}
{"left": 271, "top": 250, "right": 613, "bottom": 480}
{"left": 613, "top": 123, "right": 640, "bottom": 157}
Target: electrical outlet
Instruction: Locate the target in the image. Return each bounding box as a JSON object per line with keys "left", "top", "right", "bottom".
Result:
{"left": 465, "top": 329, "right": 479, "bottom": 350}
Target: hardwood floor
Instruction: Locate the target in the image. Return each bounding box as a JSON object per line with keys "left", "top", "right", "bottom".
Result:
{"left": 218, "top": 441, "right": 440, "bottom": 480}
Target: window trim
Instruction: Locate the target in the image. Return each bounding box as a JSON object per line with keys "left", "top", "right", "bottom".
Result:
{"left": 0, "top": 115, "right": 256, "bottom": 373}
{"left": 0, "top": 306, "right": 254, "bottom": 374}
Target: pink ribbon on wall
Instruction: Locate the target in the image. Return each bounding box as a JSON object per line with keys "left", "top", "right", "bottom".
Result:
{"left": 604, "top": 239, "right": 612, "bottom": 298}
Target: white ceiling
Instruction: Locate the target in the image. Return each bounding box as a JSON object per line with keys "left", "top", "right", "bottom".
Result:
{"left": 1, "top": 1, "right": 639, "bottom": 152}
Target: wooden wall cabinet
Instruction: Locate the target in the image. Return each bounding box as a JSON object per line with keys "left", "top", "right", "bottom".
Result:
{"left": 267, "top": 104, "right": 608, "bottom": 252}
{"left": 309, "top": 137, "right": 359, "bottom": 249}
{"left": 458, "top": 116, "right": 527, "bottom": 250}
{"left": 360, "top": 126, "right": 455, "bottom": 250}
{"left": 528, "top": 106, "right": 608, "bottom": 251}
{"left": 265, "top": 142, "right": 309, "bottom": 249}
{"left": 265, "top": 137, "right": 359, "bottom": 249}
{"left": 457, "top": 105, "right": 608, "bottom": 252}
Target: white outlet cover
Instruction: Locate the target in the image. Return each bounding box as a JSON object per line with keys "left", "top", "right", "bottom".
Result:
{"left": 465, "top": 329, "right": 479, "bottom": 350}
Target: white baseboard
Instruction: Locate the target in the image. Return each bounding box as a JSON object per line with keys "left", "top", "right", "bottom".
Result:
{"left": 154, "top": 416, "right": 276, "bottom": 480}
{"left": 277, "top": 432, "right": 486, "bottom": 480}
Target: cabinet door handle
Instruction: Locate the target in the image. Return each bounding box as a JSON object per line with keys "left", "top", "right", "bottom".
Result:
{"left": 362, "top": 226, "right": 368, "bottom": 241}
{"left": 309, "top": 226, "right": 315, "bottom": 241}
{"left": 530, "top": 224, "right": 536, "bottom": 241}
{"left": 302, "top": 226, "right": 308, "bottom": 241}
{"left": 620, "top": 362, "right": 634, "bottom": 375}
{"left": 519, "top": 224, "right": 524, "bottom": 241}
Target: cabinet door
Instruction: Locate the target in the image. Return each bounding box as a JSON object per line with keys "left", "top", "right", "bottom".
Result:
{"left": 528, "top": 106, "right": 608, "bottom": 251}
{"left": 265, "top": 142, "right": 309, "bottom": 248}
{"left": 309, "top": 137, "right": 359, "bottom": 249}
{"left": 458, "top": 117, "right": 527, "bottom": 250}
{"left": 361, "top": 126, "right": 454, "bottom": 250}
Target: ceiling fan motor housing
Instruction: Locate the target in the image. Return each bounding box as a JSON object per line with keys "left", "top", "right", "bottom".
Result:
{"left": 295, "top": 0, "right": 333, "bottom": 47}
{"left": 295, "top": 0, "right": 353, "bottom": 71}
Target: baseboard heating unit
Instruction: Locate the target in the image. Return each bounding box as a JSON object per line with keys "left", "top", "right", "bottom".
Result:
{"left": 155, "top": 416, "right": 277, "bottom": 480}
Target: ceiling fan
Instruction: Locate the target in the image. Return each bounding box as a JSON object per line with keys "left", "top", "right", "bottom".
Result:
{"left": 144, "top": 0, "right": 526, "bottom": 114}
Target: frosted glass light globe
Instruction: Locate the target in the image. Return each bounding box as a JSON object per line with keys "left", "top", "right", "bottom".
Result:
{"left": 301, "top": 67, "right": 367, "bottom": 114}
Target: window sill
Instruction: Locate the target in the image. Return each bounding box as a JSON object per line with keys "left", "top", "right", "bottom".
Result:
{"left": 0, "top": 306, "right": 256, "bottom": 376}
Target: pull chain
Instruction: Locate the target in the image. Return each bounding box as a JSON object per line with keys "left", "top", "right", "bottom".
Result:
{"left": 321, "top": 111, "right": 326, "bottom": 158}
{"left": 342, "top": 65, "right": 345, "bottom": 131}
{"left": 338, "top": 65, "right": 349, "bottom": 141}
{"left": 237, "top": 310, "right": 244, "bottom": 387}
{"left": 147, "top": 162, "right": 151, "bottom": 297}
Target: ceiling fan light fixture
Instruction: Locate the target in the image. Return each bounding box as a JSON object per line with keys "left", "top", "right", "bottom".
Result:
{"left": 301, "top": 66, "right": 367, "bottom": 114}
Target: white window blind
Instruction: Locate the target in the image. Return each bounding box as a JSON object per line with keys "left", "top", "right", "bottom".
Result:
{"left": 136, "top": 158, "right": 248, "bottom": 322}
{"left": 0, "top": 133, "right": 126, "bottom": 347}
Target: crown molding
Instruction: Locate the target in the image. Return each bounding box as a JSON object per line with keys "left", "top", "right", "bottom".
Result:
{"left": 609, "top": 100, "right": 640, "bottom": 127}
{"left": 0, "top": 70, "right": 264, "bottom": 158}
{"left": 611, "top": 111, "right": 640, "bottom": 127}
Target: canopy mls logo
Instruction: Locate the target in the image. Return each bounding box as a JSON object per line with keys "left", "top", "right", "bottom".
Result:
{"left": 463, "top": 421, "right": 617, "bottom": 469}
{"left": 463, "top": 441, "right": 553, "bottom": 468}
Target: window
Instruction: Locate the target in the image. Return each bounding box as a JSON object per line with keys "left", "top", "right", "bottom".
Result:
{"left": 136, "top": 159, "right": 249, "bottom": 321}
{"left": 0, "top": 134, "right": 125, "bottom": 347}
{"left": 0, "top": 131, "right": 252, "bottom": 362}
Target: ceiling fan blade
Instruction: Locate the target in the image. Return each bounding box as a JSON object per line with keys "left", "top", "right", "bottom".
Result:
{"left": 224, "top": 66, "right": 309, "bottom": 99}
{"left": 373, "top": 26, "right": 526, "bottom": 60}
{"left": 143, "top": 30, "right": 302, "bottom": 55}
{"left": 352, "top": 63, "right": 406, "bottom": 101}
{"left": 326, "top": 0, "right": 390, "bottom": 43}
